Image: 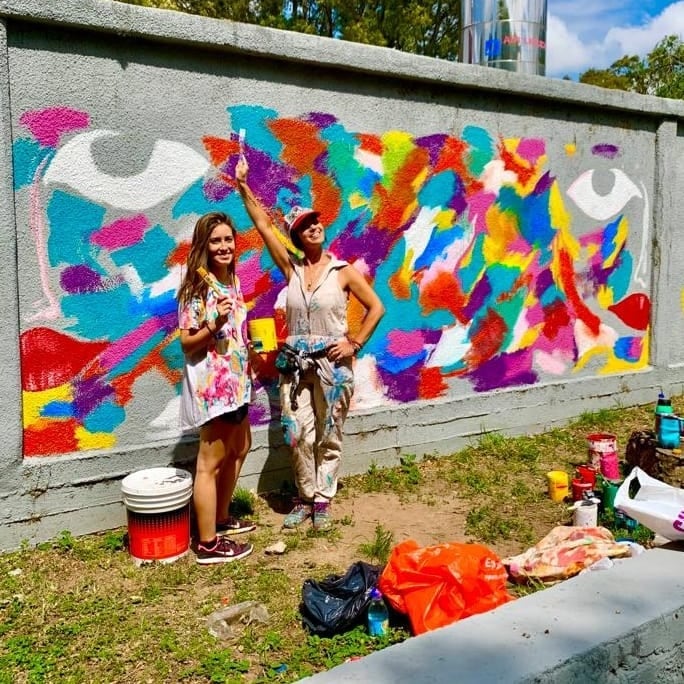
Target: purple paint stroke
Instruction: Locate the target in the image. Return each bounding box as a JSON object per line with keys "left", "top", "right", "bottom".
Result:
{"left": 591, "top": 144, "right": 620, "bottom": 159}
{"left": 534, "top": 268, "right": 554, "bottom": 298}
{"left": 60, "top": 265, "right": 104, "bottom": 294}
{"left": 447, "top": 175, "right": 468, "bottom": 217}
{"left": 73, "top": 375, "right": 115, "bottom": 420}
{"left": 415, "top": 134, "right": 449, "bottom": 168}
{"left": 240, "top": 149, "right": 300, "bottom": 208}
{"left": 313, "top": 152, "right": 329, "bottom": 175}
{"left": 305, "top": 112, "right": 338, "bottom": 128}
{"left": 377, "top": 365, "right": 420, "bottom": 403}
{"left": 330, "top": 224, "right": 397, "bottom": 276}
{"left": 204, "top": 176, "right": 232, "bottom": 202}
{"left": 470, "top": 349, "right": 538, "bottom": 393}
{"left": 19, "top": 107, "right": 90, "bottom": 148}
{"left": 462, "top": 275, "right": 493, "bottom": 321}
{"left": 533, "top": 171, "right": 553, "bottom": 195}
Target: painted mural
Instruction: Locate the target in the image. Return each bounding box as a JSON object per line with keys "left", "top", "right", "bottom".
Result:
{"left": 14, "top": 105, "right": 651, "bottom": 456}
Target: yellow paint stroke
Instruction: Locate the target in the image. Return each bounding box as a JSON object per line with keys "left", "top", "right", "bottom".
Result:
{"left": 565, "top": 143, "right": 576, "bottom": 156}
{"left": 349, "top": 191, "right": 368, "bottom": 210}
{"left": 271, "top": 223, "right": 303, "bottom": 260}
{"left": 76, "top": 426, "right": 116, "bottom": 451}
{"left": 380, "top": 131, "right": 414, "bottom": 180}
{"left": 483, "top": 206, "right": 519, "bottom": 264}
{"left": 23, "top": 385, "right": 72, "bottom": 427}
{"left": 603, "top": 216, "right": 628, "bottom": 269}
{"left": 434, "top": 208, "right": 456, "bottom": 230}
{"left": 597, "top": 284, "right": 614, "bottom": 309}
{"left": 574, "top": 333, "right": 649, "bottom": 374}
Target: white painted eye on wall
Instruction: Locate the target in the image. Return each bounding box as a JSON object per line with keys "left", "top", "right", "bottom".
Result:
{"left": 42, "top": 130, "right": 210, "bottom": 211}
{"left": 566, "top": 169, "right": 642, "bottom": 222}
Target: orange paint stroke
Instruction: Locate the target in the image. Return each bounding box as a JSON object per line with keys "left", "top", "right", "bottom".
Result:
{"left": 499, "top": 140, "right": 534, "bottom": 186}
{"left": 420, "top": 271, "right": 466, "bottom": 321}
{"left": 202, "top": 136, "right": 239, "bottom": 167}
{"left": 358, "top": 134, "right": 383, "bottom": 156}
{"left": 419, "top": 366, "right": 449, "bottom": 399}
{"left": 269, "top": 119, "right": 326, "bottom": 172}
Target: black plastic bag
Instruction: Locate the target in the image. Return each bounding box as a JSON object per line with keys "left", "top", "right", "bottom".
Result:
{"left": 300, "top": 561, "right": 381, "bottom": 636}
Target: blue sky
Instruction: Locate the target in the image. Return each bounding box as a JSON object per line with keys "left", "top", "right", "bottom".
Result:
{"left": 547, "top": 0, "right": 684, "bottom": 78}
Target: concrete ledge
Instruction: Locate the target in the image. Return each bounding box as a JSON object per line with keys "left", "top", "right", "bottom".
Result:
{"left": 303, "top": 545, "right": 684, "bottom": 683}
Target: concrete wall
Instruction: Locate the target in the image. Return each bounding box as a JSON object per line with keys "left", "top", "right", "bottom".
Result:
{"left": 2, "top": 0, "right": 684, "bottom": 549}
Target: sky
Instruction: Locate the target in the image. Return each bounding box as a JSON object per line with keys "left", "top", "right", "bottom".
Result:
{"left": 547, "top": 0, "right": 684, "bottom": 78}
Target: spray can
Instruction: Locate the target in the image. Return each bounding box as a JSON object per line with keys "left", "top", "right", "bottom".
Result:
{"left": 655, "top": 391, "right": 673, "bottom": 435}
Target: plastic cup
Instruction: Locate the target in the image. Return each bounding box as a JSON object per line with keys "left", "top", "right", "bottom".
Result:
{"left": 547, "top": 471, "right": 569, "bottom": 502}
{"left": 576, "top": 464, "right": 597, "bottom": 488}
{"left": 602, "top": 479, "right": 621, "bottom": 511}
{"left": 572, "top": 478, "right": 593, "bottom": 502}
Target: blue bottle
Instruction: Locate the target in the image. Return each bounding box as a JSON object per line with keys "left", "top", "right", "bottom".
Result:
{"left": 367, "top": 587, "right": 389, "bottom": 636}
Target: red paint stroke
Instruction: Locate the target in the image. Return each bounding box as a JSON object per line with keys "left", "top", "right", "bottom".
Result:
{"left": 419, "top": 366, "right": 448, "bottom": 399}
{"left": 269, "top": 119, "right": 326, "bottom": 172}
{"left": 434, "top": 137, "right": 469, "bottom": 179}
{"left": 167, "top": 241, "right": 191, "bottom": 268}
{"left": 465, "top": 308, "right": 507, "bottom": 367}
{"left": 20, "top": 328, "right": 109, "bottom": 392}
{"left": 202, "top": 136, "right": 239, "bottom": 166}
{"left": 24, "top": 419, "right": 79, "bottom": 456}
{"left": 558, "top": 249, "right": 601, "bottom": 335}
{"left": 419, "top": 271, "right": 466, "bottom": 322}
{"left": 19, "top": 107, "right": 89, "bottom": 148}
{"left": 608, "top": 293, "right": 650, "bottom": 331}
{"left": 542, "top": 300, "right": 571, "bottom": 340}
{"left": 499, "top": 139, "right": 535, "bottom": 186}
{"left": 357, "top": 134, "right": 383, "bottom": 156}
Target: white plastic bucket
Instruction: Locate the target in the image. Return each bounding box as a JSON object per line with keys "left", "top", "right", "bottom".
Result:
{"left": 121, "top": 467, "right": 193, "bottom": 565}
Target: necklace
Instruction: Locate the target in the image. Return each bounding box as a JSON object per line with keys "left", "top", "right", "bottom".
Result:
{"left": 305, "top": 260, "right": 326, "bottom": 291}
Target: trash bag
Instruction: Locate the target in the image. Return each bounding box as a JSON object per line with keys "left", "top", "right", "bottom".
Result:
{"left": 300, "top": 561, "right": 381, "bottom": 636}
{"left": 615, "top": 466, "right": 684, "bottom": 540}
{"left": 378, "top": 539, "right": 514, "bottom": 635}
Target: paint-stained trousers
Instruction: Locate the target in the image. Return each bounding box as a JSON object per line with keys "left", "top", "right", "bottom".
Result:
{"left": 280, "top": 365, "right": 353, "bottom": 502}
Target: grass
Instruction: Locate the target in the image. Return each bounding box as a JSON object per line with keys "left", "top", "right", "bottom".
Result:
{"left": 0, "top": 401, "right": 667, "bottom": 682}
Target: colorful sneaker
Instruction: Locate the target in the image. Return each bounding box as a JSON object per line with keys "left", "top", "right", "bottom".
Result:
{"left": 196, "top": 537, "right": 253, "bottom": 565}
{"left": 312, "top": 501, "right": 332, "bottom": 532}
{"left": 216, "top": 517, "right": 257, "bottom": 535}
{"left": 283, "top": 499, "right": 313, "bottom": 528}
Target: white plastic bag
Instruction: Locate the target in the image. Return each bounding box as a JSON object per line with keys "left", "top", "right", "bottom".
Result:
{"left": 614, "top": 467, "right": 684, "bottom": 541}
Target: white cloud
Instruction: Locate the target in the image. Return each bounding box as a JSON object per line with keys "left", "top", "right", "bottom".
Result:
{"left": 546, "top": 1, "right": 684, "bottom": 78}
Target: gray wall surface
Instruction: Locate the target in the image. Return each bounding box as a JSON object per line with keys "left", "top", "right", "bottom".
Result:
{"left": 2, "top": 0, "right": 684, "bottom": 549}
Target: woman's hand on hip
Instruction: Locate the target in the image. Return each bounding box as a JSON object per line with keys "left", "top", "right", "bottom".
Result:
{"left": 328, "top": 338, "right": 357, "bottom": 362}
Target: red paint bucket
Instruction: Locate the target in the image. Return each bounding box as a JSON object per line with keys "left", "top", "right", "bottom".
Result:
{"left": 576, "top": 464, "right": 597, "bottom": 489}
{"left": 572, "top": 478, "right": 593, "bottom": 501}
{"left": 587, "top": 433, "right": 617, "bottom": 470}
{"left": 121, "top": 468, "right": 193, "bottom": 566}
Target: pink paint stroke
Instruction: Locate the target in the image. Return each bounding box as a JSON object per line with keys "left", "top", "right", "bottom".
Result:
{"left": 387, "top": 330, "right": 424, "bottom": 357}
{"left": 19, "top": 108, "right": 90, "bottom": 148}
{"left": 99, "top": 317, "right": 162, "bottom": 371}
{"left": 28, "top": 157, "right": 60, "bottom": 321}
{"left": 91, "top": 215, "right": 150, "bottom": 250}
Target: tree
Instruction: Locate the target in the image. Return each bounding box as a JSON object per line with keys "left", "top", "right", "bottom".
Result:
{"left": 580, "top": 35, "right": 684, "bottom": 99}
{"left": 118, "top": 0, "right": 462, "bottom": 61}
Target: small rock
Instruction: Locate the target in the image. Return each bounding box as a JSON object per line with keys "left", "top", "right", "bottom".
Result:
{"left": 265, "top": 541, "right": 287, "bottom": 555}
{"left": 8, "top": 568, "right": 22, "bottom": 577}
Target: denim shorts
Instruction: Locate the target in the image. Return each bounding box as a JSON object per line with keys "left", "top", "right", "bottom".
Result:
{"left": 216, "top": 404, "right": 249, "bottom": 425}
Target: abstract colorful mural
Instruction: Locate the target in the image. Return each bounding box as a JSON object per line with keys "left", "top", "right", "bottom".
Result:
{"left": 14, "top": 105, "right": 651, "bottom": 456}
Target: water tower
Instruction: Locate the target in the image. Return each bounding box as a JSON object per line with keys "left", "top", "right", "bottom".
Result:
{"left": 460, "top": 0, "right": 548, "bottom": 76}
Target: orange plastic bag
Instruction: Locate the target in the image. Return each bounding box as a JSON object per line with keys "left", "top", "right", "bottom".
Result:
{"left": 378, "top": 539, "right": 515, "bottom": 635}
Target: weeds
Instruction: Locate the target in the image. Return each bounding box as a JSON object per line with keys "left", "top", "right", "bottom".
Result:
{"left": 358, "top": 524, "right": 394, "bottom": 565}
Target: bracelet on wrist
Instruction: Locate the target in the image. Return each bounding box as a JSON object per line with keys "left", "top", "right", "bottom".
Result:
{"left": 346, "top": 335, "right": 362, "bottom": 353}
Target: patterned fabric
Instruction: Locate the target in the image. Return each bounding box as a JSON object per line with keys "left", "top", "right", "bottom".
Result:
{"left": 178, "top": 277, "right": 252, "bottom": 430}
{"left": 280, "top": 254, "right": 354, "bottom": 501}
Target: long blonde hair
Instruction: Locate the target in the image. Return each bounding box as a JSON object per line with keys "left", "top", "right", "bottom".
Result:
{"left": 177, "top": 212, "right": 237, "bottom": 307}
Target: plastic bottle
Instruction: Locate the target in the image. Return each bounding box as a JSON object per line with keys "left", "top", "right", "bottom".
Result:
{"left": 655, "top": 391, "right": 673, "bottom": 435}
{"left": 367, "top": 587, "right": 389, "bottom": 637}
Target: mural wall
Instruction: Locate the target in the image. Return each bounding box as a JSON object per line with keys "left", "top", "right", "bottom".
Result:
{"left": 16, "top": 104, "right": 651, "bottom": 457}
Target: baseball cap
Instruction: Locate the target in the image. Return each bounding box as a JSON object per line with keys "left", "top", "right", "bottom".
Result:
{"left": 284, "top": 206, "right": 320, "bottom": 236}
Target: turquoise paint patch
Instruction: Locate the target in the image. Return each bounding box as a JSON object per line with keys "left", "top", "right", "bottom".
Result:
{"left": 46, "top": 190, "right": 106, "bottom": 270}
{"left": 84, "top": 400, "right": 125, "bottom": 433}
{"left": 462, "top": 125, "right": 494, "bottom": 176}
{"left": 460, "top": 234, "right": 486, "bottom": 292}
{"left": 228, "top": 105, "right": 282, "bottom": 157}
{"left": 172, "top": 179, "right": 221, "bottom": 219}
{"left": 110, "top": 224, "right": 176, "bottom": 282}
{"left": 487, "top": 263, "right": 521, "bottom": 295}
{"left": 539, "top": 283, "right": 563, "bottom": 307}
{"left": 62, "top": 284, "right": 141, "bottom": 339}
{"left": 493, "top": 290, "right": 525, "bottom": 350}
{"left": 418, "top": 171, "right": 455, "bottom": 207}
{"left": 13, "top": 138, "right": 53, "bottom": 189}
{"left": 606, "top": 251, "right": 632, "bottom": 301}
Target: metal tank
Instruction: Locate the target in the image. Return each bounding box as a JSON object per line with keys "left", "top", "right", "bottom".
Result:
{"left": 460, "top": 0, "right": 548, "bottom": 76}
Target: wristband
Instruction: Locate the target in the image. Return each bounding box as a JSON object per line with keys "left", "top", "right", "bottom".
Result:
{"left": 206, "top": 320, "right": 219, "bottom": 338}
{"left": 346, "top": 335, "right": 362, "bottom": 353}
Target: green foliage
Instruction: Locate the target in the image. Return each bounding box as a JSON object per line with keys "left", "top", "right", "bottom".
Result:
{"left": 580, "top": 34, "right": 684, "bottom": 99}
{"left": 118, "top": 0, "right": 461, "bottom": 61}
{"left": 230, "top": 487, "right": 256, "bottom": 518}
{"left": 357, "top": 523, "right": 394, "bottom": 565}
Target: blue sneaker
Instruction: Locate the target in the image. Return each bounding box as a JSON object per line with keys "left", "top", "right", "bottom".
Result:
{"left": 283, "top": 499, "right": 312, "bottom": 528}
{"left": 312, "top": 502, "right": 332, "bottom": 531}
